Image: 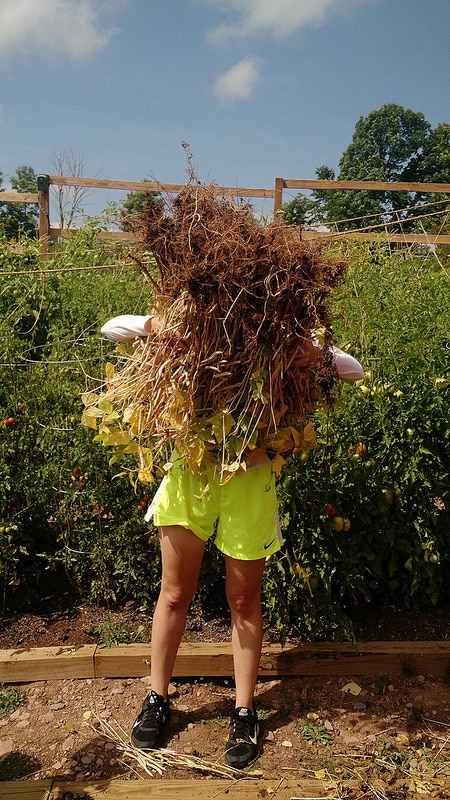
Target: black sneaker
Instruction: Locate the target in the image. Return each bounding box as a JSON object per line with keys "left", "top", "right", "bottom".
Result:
{"left": 130, "top": 690, "right": 170, "bottom": 749}
{"left": 225, "top": 706, "right": 260, "bottom": 768}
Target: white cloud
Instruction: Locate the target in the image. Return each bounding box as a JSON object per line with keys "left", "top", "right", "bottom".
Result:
{"left": 0, "top": 0, "right": 123, "bottom": 63}
{"left": 207, "top": 0, "right": 374, "bottom": 42}
{"left": 212, "top": 56, "right": 261, "bottom": 102}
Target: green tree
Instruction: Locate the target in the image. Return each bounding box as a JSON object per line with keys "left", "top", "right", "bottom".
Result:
{"left": 409, "top": 122, "right": 450, "bottom": 230}
{"left": 0, "top": 165, "right": 38, "bottom": 239}
{"left": 121, "top": 179, "right": 162, "bottom": 232}
{"left": 315, "top": 105, "right": 432, "bottom": 230}
{"left": 279, "top": 193, "right": 316, "bottom": 226}
{"left": 282, "top": 106, "right": 449, "bottom": 233}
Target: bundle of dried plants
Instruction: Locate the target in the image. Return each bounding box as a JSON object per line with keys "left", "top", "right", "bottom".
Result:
{"left": 83, "top": 179, "right": 347, "bottom": 484}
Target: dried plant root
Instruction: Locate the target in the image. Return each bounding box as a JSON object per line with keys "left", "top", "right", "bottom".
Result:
{"left": 83, "top": 179, "right": 347, "bottom": 483}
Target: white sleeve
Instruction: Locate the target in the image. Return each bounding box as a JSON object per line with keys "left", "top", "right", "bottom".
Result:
{"left": 332, "top": 348, "right": 364, "bottom": 382}
{"left": 101, "top": 314, "right": 152, "bottom": 342}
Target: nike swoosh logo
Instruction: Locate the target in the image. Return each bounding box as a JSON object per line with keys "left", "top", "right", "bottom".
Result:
{"left": 264, "top": 540, "right": 275, "bottom": 550}
{"left": 249, "top": 726, "right": 259, "bottom": 744}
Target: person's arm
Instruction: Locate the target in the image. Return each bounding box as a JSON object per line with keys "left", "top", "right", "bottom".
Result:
{"left": 100, "top": 314, "right": 154, "bottom": 342}
{"left": 310, "top": 337, "right": 364, "bottom": 382}
{"left": 332, "top": 348, "right": 364, "bottom": 382}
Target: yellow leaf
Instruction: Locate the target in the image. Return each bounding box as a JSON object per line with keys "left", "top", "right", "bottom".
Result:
{"left": 103, "top": 430, "right": 132, "bottom": 446}
{"left": 272, "top": 453, "right": 286, "bottom": 477}
{"left": 81, "top": 409, "right": 98, "bottom": 430}
{"left": 97, "top": 400, "right": 114, "bottom": 414}
{"left": 209, "top": 411, "right": 235, "bottom": 443}
{"left": 123, "top": 405, "right": 137, "bottom": 424}
{"left": 137, "top": 468, "right": 155, "bottom": 486}
{"left": 301, "top": 421, "right": 317, "bottom": 449}
{"left": 83, "top": 710, "right": 92, "bottom": 720}
{"left": 315, "top": 769, "right": 326, "bottom": 779}
{"left": 184, "top": 438, "right": 205, "bottom": 471}
{"left": 341, "top": 682, "right": 361, "bottom": 696}
{"left": 288, "top": 426, "right": 302, "bottom": 448}
{"left": 105, "top": 362, "right": 115, "bottom": 380}
{"left": 219, "top": 461, "right": 242, "bottom": 484}
{"left": 83, "top": 406, "right": 103, "bottom": 419}
{"left": 81, "top": 391, "right": 101, "bottom": 407}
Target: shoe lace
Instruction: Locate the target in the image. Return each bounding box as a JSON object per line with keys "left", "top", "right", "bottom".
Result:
{"left": 231, "top": 715, "right": 253, "bottom": 742}
{"left": 141, "top": 694, "right": 165, "bottom": 727}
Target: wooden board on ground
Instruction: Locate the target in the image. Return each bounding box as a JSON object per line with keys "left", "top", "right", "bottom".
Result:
{"left": 0, "top": 645, "right": 97, "bottom": 682}
{"left": 94, "top": 640, "right": 450, "bottom": 679}
{"left": 8, "top": 777, "right": 444, "bottom": 799}
{"left": 0, "top": 781, "right": 51, "bottom": 800}
{"left": 2, "top": 641, "right": 450, "bottom": 683}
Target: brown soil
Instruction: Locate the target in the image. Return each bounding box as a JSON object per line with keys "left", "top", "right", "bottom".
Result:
{"left": 1, "top": 599, "right": 450, "bottom": 788}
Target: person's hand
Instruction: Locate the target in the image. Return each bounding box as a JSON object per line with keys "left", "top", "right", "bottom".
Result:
{"left": 144, "top": 315, "right": 164, "bottom": 334}
{"left": 287, "top": 337, "right": 320, "bottom": 369}
{"left": 145, "top": 315, "right": 189, "bottom": 353}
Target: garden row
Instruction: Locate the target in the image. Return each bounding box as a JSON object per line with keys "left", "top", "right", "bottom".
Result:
{"left": 0, "top": 226, "right": 449, "bottom": 638}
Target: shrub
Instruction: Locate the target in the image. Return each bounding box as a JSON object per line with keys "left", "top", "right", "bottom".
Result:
{"left": 1, "top": 229, "right": 449, "bottom": 640}
{"left": 263, "top": 243, "right": 450, "bottom": 639}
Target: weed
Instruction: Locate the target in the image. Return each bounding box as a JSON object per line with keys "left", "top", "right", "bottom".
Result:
{"left": 0, "top": 685, "right": 26, "bottom": 715}
{"left": 295, "top": 719, "right": 332, "bottom": 744}
{"left": 256, "top": 707, "right": 275, "bottom": 722}
{"left": 92, "top": 613, "right": 142, "bottom": 647}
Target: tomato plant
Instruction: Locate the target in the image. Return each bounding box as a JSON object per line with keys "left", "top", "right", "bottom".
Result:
{"left": 1, "top": 230, "right": 449, "bottom": 639}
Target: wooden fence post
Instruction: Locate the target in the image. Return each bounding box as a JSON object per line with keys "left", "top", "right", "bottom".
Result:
{"left": 37, "top": 174, "right": 50, "bottom": 247}
{"left": 273, "top": 177, "right": 284, "bottom": 215}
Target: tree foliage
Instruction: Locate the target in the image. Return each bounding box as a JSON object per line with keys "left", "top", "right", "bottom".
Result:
{"left": 282, "top": 105, "right": 450, "bottom": 233}
{"left": 0, "top": 165, "right": 38, "bottom": 239}
{"left": 120, "top": 180, "right": 162, "bottom": 231}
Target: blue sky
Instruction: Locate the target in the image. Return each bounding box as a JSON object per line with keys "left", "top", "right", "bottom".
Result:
{"left": 0, "top": 0, "right": 449, "bottom": 218}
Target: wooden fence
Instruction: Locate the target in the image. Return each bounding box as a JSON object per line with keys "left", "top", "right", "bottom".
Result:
{"left": 2, "top": 175, "right": 450, "bottom": 244}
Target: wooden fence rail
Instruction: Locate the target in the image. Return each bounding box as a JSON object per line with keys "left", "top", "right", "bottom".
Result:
{"left": 1, "top": 175, "right": 449, "bottom": 244}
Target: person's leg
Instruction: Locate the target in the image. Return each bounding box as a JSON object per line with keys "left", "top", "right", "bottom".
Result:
{"left": 224, "top": 555, "right": 266, "bottom": 767}
{"left": 131, "top": 524, "right": 205, "bottom": 749}
{"left": 150, "top": 524, "right": 206, "bottom": 697}
{"left": 225, "top": 555, "right": 266, "bottom": 708}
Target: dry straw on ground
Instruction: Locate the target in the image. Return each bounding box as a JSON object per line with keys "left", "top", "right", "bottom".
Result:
{"left": 83, "top": 179, "right": 347, "bottom": 483}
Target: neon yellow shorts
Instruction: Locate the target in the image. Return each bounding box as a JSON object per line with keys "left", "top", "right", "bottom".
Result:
{"left": 151, "top": 461, "right": 283, "bottom": 561}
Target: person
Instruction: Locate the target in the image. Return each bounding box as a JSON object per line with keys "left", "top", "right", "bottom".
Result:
{"left": 100, "top": 313, "right": 364, "bottom": 768}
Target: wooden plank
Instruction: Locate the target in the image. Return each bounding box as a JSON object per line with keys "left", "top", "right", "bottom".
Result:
{"left": 302, "top": 230, "right": 450, "bottom": 244}
{"left": 0, "top": 780, "right": 51, "bottom": 800}
{"left": 95, "top": 641, "right": 450, "bottom": 679}
{"left": 46, "top": 176, "right": 274, "bottom": 199}
{"left": 43, "top": 777, "right": 450, "bottom": 799}
{"left": 48, "top": 227, "right": 137, "bottom": 241}
{"left": 94, "top": 643, "right": 152, "bottom": 678}
{"left": 0, "top": 192, "right": 39, "bottom": 203}
{"left": 3, "top": 641, "right": 450, "bottom": 682}
{"left": 48, "top": 226, "right": 450, "bottom": 246}
{"left": 46, "top": 778, "right": 339, "bottom": 799}
{"left": 0, "top": 645, "right": 96, "bottom": 682}
{"left": 270, "top": 640, "right": 450, "bottom": 677}
{"left": 46, "top": 174, "right": 450, "bottom": 196}
{"left": 273, "top": 176, "right": 284, "bottom": 213}
{"left": 283, "top": 178, "right": 450, "bottom": 193}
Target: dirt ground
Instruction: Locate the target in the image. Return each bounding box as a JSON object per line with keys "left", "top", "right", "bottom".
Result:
{"left": 1, "top": 599, "right": 450, "bottom": 790}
